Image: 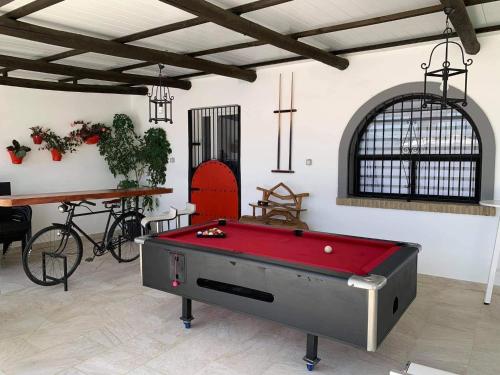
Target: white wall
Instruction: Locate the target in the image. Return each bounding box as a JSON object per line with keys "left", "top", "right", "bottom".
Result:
{"left": 1, "top": 32, "right": 499, "bottom": 285}
{"left": 132, "top": 31, "right": 500, "bottom": 285}
{"left": 0, "top": 87, "right": 132, "bottom": 234}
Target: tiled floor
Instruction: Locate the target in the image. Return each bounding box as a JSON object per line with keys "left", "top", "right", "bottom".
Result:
{"left": 1, "top": 243, "right": 500, "bottom": 375}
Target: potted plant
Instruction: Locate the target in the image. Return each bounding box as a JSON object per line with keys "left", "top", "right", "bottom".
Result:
{"left": 29, "top": 126, "right": 45, "bottom": 145}
{"left": 40, "top": 130, "right": 79, "bottom": 161}
{"left": 98, "top": 114, "right": 172, "bottom": 211}
{"left": 71, "top": 121, "right": 111, "bottom": 145}
{"left": 6, "top": 140, "right": 31, "bottom": 164}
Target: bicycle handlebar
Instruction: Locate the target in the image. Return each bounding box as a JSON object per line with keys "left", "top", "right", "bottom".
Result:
{"left": 65, "top": 200, "right": 96, "bottom": 207}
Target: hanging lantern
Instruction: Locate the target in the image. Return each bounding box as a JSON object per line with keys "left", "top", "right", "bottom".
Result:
{"left": 148, "top": 64, "right": 174, "bottom": 124}
{"left": 421, "top": 8, "right": 472, "bottom": 108}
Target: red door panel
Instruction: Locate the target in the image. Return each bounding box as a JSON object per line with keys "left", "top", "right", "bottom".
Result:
{"left": 190, "top": 160, "right": 239, "bottom": 224}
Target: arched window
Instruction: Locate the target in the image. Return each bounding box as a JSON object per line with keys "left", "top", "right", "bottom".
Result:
{"left": 353, "top": 93, "right": 481, "bottom": 202}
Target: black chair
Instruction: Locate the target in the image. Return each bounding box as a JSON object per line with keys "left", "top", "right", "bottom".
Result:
{"left": 0, "top": 182, "right": 32, "bottom": 255}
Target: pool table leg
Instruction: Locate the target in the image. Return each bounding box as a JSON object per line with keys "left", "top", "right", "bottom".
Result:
{"left": 180, "top": 297, "right": 194, "bottom": 329}
{"left": 303, "top": 333, "right": 320, "bottom": 371}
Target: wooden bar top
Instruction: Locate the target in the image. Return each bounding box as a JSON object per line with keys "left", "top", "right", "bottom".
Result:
{"left": 0, "top": 187, "right": 173, "bottom": 207}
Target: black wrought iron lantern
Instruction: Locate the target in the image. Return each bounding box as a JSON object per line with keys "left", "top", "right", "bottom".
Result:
{"left": 148, "top": 64, "right": 173, "bottom": 124}
{"left": 421, "top": 8, "right": 472, "bottom": 108}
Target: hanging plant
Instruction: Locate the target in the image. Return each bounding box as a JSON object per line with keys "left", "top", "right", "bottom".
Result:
{"left": 142, "top": 127, "right": 171, "bottom": 186}
{"left": 40, "top": 130, "right": 80, "bottom": 161}
{"left": 29, "top": 126, "right": 46, "bottom": 145}
{"left": 6, "top": 140, "right": 31, "bottom": 164}
{"left": 70, "top": 120, "right": 111, "bottom": 145}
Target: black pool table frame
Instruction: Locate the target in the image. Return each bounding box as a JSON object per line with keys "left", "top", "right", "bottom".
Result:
{"left": 136, "top": 225, "right": 420, "bottom": 371}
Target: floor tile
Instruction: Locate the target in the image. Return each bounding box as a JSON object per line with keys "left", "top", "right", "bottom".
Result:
{"left": 1, "top": 242, "right": 498, "bottom": 375}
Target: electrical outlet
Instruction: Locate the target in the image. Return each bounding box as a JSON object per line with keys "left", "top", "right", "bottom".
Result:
{"left": 306, "top": 159, "right": 312, "bottom": 166}
{"left": 170, "top": 157, "right": 175, "bottom": 163}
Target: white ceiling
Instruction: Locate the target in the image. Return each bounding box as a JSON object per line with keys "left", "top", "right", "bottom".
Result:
{"left": 303, "top": 12, "right": 449, "bottom": 51}
{"left": 0, "top": 34, "right": 68, "bottom": 59}
{"left": 129, "top": 23, "right": 254, "bottom": 54}
{"left": 0, "top": 0, "right": 499, "bottom": 84}
{"left": 244, "top": 0, "right": 437, "bottom": 34}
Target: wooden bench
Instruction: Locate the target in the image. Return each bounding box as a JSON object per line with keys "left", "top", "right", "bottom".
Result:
{"left": 240, "top": 183, "right": 309, "bottom": 229}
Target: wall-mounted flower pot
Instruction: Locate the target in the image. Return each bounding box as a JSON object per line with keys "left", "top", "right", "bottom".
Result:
{"left": 51, "top": 149, "right": 62, "bottom": 161}
{"left": 8, "top": 150, "right": 24, "bottom": 164}
{"left": 32, "top": 135, "right": 43, "bottom": 145}
{"left": 85, "top": 135, "right": 100, "bottom": 145}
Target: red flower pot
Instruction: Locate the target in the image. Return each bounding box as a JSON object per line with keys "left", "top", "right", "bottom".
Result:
{"left": 32, "top": 135, "right": 43, "bottom": 145}
{"left": 85, "top": 135, "right": 100, "bottom": 145}
{"left": 51, "top": 149, "right": 62, "bottom": 161}
{"left": 8, "top": 150, "right": 23, "bottom": 164}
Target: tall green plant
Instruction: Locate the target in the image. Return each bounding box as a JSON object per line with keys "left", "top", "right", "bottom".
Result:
{"left": 142, "top": 127, "right": 172, "bottom": 186}
{"left": 98, "top": 114, "right": 172, "bottom": 210}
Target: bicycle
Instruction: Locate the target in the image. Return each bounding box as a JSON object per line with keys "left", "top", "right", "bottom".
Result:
{"left": 22, "top": 198, "right": 146, "bottom": 288}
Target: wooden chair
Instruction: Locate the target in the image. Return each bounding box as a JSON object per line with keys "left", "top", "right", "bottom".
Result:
{"left": 240, "top": 182, "right": 309, "bottom": 229}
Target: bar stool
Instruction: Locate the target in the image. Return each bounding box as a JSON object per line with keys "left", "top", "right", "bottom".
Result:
{"left": 176, "top": 203, "right": 196, "bottom": 228}
{"left": 141, "top": 207, "right": 177, "bottom": 233}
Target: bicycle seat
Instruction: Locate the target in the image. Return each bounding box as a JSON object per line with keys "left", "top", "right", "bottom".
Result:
{"left": 103, "top": 199, "right": 121, "bottom": 209}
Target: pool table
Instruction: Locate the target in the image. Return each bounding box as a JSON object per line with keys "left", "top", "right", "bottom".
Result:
{"left": 136, "top": 220, "right": 420, "bottom": 371}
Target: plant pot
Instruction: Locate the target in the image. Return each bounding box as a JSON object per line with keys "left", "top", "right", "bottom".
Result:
{"left": 8, "top": 150, "right": 23, "bottom": 164}
{"left": 32, "top": 135, "right": 43, "bottom": 145}
{"left": 51, "top": 149, "right": 62, "bottom": 161}
{"left": 85, "top": 135, "right": 100, "bottom": 145}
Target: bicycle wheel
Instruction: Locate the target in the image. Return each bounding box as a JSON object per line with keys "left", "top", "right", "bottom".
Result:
{"left": 22, "top": 225, "right": 83, "bottom": 286}
{"left": 106, "top": 211, "right": 145, "bottom": 262}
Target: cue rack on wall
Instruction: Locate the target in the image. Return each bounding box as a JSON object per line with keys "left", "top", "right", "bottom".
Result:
{"left": 272, "top": 72, "right": 297, "bottom": 174}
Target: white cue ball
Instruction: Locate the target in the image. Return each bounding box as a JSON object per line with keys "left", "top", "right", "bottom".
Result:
{"left": 324, "top": 245, "right": 333, "bottom": 254}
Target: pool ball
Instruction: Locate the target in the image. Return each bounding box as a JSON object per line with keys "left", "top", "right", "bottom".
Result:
{"left": 324, "top": 245, "right": 333, "bottom": 254}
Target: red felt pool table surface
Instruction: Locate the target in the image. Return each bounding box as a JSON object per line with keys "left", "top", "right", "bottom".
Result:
{"left": 156, "top": 221, "right": 401, "bottom": 275}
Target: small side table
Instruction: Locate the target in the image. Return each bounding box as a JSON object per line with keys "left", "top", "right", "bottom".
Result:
{"left": 479, "top": 200, "right": 500, "bottom": 304}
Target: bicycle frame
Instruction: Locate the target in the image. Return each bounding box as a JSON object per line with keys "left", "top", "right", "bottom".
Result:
{"left": 58, "top": 204, "right": 120, "bottom": 251}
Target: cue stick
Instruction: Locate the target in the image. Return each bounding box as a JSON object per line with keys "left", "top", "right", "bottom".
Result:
{"left": 277, "top": 73, "right": 282, "bottom": 170}
{"left": 288, "top": 72, "right": 294, "bottom": 171}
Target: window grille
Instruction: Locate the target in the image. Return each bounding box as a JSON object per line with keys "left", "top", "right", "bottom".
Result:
{"left": 188, "top": 105, "right": 241, "bottom": 179}
{"left": 354, "top": 94, "right": 481, "bottom": 202}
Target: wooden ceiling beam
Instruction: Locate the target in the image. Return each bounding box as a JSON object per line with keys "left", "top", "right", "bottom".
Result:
{"left": 111, "top": 4, "right": 447, "bottom": 73}
{"left": 121, "top": 0, "right": 495, "bottom": 74}
{"left": 440, "top": 0, "right": 480, "bottom": 54}
{"left": 188, "top": 5, "right": 443, "bottom": 57}
{"left": 6, "top": 0, "right": 290, "bottom": 69}
{"left": 0, "top": 0, "right": 64, "bottom": 20}
{"left": 188, "top": 0, "right": 497, "bottom": 57}
{"left": 56, "top": 0, "right": 498, "bottom": 82}
{"left": 0, "top": 76, "right": 148, "bottom": 95}
{"left": 53, "top": 0, "right": 287, "bottom": 83}
{"left": 0, "top": 18, "right": 256, "bottom": 82}
{"left": 0, "top": 0, "right": 15, "bottom": 8}
{"left": 160, "top": 0, "right": 349, "bottom": 70}
{"left": 108, "top": 61, "right": 152, "bottom": 73}
{"left": 172, "top": 24, "right": 500, "bottom": 79}
{"left": 116, "top": 0, "right": 291, "bottom": 43}
{"left": 2, "top": 0, "right": 491, "bottom": 82}
{"left": 0, "top": 54, "right": 191, "bottom": 89}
